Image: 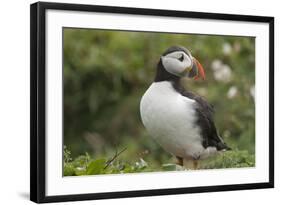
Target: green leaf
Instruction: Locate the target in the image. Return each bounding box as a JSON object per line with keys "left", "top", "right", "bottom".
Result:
{"left": 64, "top": 163, "right": 76, "bottom": 176}
{"left": 162, "top": 163, "right": 182, "bottom": 171}
{"left": 162, "top": 164, "right": 176, "bottom": 171}
{"left": 74, "top": 167, "right": 87, "bottom": 176}
{"left": 86, "top": 158, "right": 106, "bottom": 175}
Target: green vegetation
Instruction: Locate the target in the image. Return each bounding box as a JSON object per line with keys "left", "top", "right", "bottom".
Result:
{"left": 64, "top": 146, "right": 151, "bottom": 176}
{"left": 63, "top": 28, "right": 255, "bottom": 176}
{"left": 64, "top": 146, "right": 255, "bottom": 176}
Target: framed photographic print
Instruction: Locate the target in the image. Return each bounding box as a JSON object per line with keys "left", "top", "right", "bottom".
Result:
{"left": 30, "top": 1, "right": 274, "bottom": 203}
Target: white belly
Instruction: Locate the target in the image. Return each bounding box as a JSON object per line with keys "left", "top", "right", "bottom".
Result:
{"left": 140, "top": 81, "right": 209, "bottom": 159}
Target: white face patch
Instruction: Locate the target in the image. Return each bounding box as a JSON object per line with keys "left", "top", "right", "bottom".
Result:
{"left": 161, "top": 51, "right": 193, "bottom": 76}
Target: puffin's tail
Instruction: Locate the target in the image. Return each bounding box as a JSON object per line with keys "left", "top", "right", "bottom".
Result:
{"left": 217, "top": 141, "right": 231, "bottom": 151}
{"left": 216, "top": 135, "right": 231, "bottom": 151}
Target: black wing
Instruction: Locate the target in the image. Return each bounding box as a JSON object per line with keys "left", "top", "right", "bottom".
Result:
{"left": 173, "top": 82, "right": 230, "bottom": 150}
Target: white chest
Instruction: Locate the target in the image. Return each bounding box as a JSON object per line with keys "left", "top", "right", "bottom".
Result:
{"left": 140, "top": 81, "right": 204, "bottom": 158}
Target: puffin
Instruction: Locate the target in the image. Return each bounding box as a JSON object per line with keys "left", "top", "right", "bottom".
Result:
{"left": 140, "top": 46, "right": 230, "bottom": 169}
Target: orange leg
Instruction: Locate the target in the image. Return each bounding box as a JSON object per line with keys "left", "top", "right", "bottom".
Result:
{"left": 193, "top": 160, "right": 199, "bottom": 170}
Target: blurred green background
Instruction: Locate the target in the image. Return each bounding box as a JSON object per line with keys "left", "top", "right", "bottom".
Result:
{"left": 63, "top": 28, "right": 255, "bottom": 173}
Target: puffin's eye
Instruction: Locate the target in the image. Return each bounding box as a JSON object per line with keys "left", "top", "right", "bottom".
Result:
{"left": 178, "top": 54, "right": 184, "bottom": 62}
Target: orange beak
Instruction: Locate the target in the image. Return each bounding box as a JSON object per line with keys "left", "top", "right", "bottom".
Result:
{"left": 193, "top": 58, "right": 206, "bottom": 80}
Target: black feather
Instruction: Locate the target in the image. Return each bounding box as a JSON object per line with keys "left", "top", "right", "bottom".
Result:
{"left": 172, "top": 81, "right": 230, "bottom": 151}
{"left": 162, "top": 45, "right": 191, "bottom": 56}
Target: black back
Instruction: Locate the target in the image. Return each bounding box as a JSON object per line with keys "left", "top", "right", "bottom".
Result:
{"left": 172, "top": 81, "right": 230, "bottom": 151}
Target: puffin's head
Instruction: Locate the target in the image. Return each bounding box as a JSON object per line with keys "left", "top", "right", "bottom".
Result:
{"left": 155, "top": 46, "right": 205, "bottom": 82}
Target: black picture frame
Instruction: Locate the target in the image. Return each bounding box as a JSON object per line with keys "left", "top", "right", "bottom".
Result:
{"left": 30, "top": 1, "right": 274, "bottom": 203}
